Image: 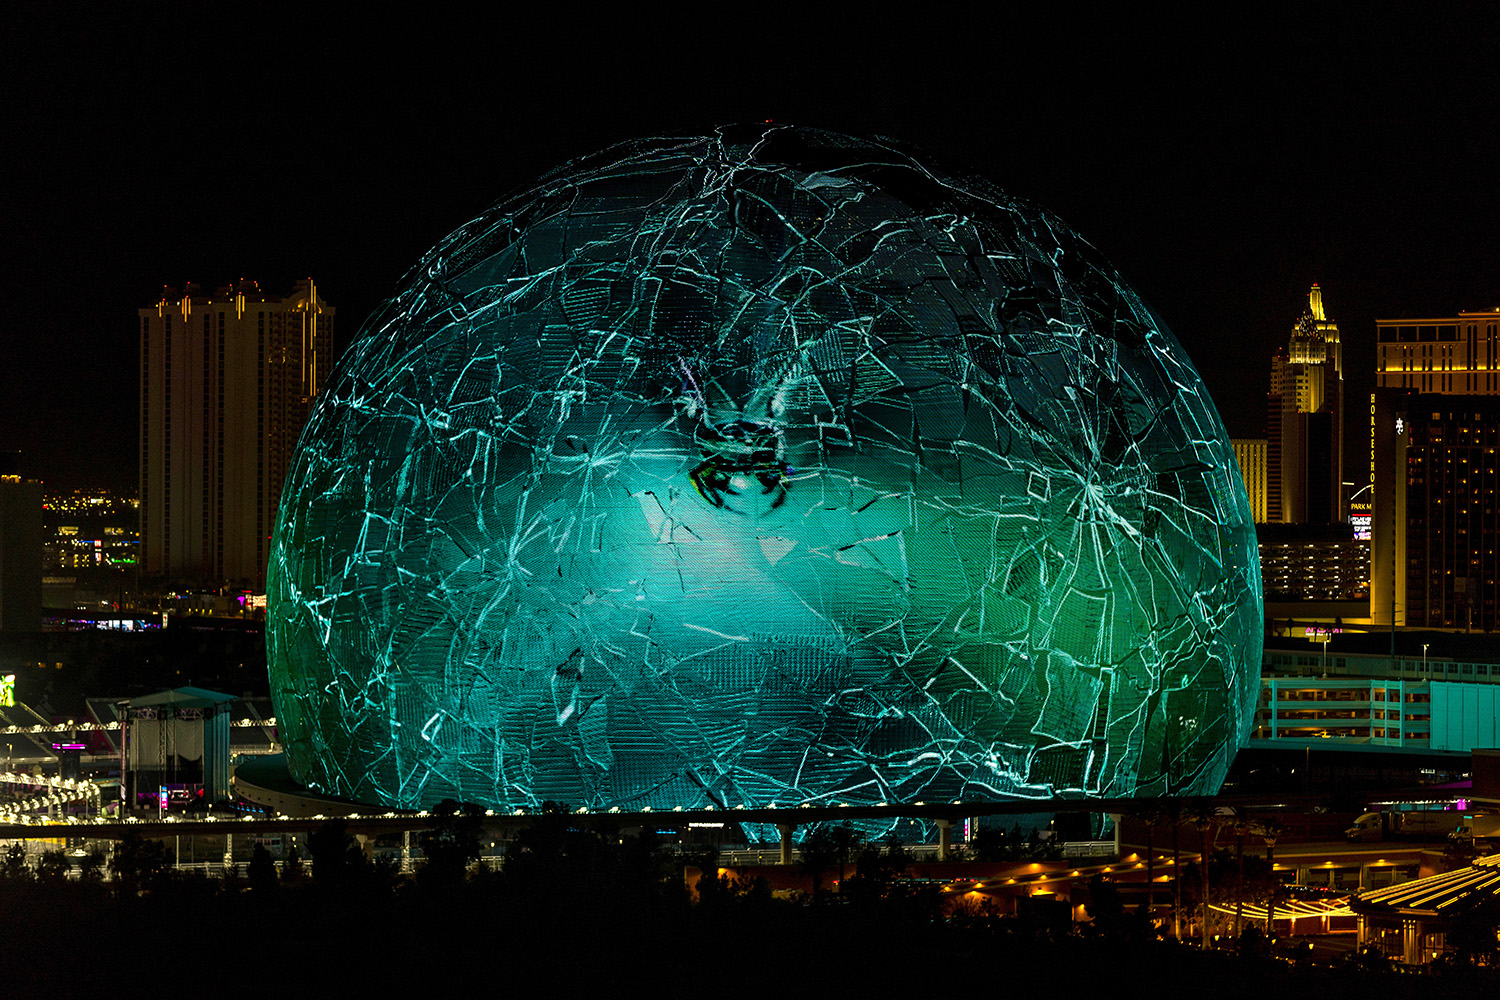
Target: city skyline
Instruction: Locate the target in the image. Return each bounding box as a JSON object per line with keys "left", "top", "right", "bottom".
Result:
{"left": 3, "top": 7, "right": 1498, "bottom": 491}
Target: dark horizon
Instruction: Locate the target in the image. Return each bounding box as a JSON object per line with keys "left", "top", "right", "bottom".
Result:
{"left": 5, "top": 6, "right": 1498, "bottom": 493}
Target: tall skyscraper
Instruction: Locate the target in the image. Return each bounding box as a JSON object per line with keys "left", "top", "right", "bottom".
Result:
{"left": 0, "top": 453, "right": 42, "bottom": 632}
{"left": 139, "top": 279, "right": 333, "bottom": 589}
{"left": 1372, "top": 308, "right": 1500, "bottom": 630}
{"left": 1267, "top": 284, "right": 1343, "bottom": 523}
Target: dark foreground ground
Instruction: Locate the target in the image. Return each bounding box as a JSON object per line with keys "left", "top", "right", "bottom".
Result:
{"left": 0, "top": 860, "right": 1488, "bottom": 1000}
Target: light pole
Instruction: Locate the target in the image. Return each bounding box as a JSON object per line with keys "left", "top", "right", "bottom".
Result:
{"left": 1423, "top": 642, "right": 1429, "bottom": 675}
{"left": 1321, "top": 633, "right": 1331, "bottom": 676}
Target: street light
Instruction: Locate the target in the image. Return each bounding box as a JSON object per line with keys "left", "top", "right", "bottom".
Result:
{"left": 1320, "top": 632, "right": 1332, "bottom": 676}
{"left": 1423, "top": 642, "right": 1430, "bottom": 674}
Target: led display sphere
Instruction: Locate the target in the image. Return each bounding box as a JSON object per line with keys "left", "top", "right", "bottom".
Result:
{"left": 267, "top": 125, "right": 1262, "bottom": 812}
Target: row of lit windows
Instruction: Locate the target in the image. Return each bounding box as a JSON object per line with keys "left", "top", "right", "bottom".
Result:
{"left": 1271, "top": 688, "right": 1433, "bottom": 702}
{"left": 1266, "top": 706, "right": 1429, "bottom": 718}
{"left": 1255, "top": 727, "right": 1429, "bottom": 741}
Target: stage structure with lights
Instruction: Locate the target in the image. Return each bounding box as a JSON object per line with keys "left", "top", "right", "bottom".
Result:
{"left": 267, "top": 126, "right": 1262, "bottom": 823}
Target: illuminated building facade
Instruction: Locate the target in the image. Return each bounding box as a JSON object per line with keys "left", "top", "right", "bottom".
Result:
{"left": 1376, "top": 310, "right": 1500, "bottom": 394}
{"left": 1232, "top": 438, "right": 1268, "bottom": 522}
{"left": 267, "top": 126, "right": 1263, "bottom": 818}
{"left": 1371, "top": 310, "right": 1500, "bottom": 631}
{"left": 1375, "top": 394, "right": 1500, "bottom": 631}
{"left": 1267, "top": 285, "right": 1343, "bottom": 524}
{"left": 139, "top": 279, "right": 332, "bottom": 589}
{"left": 1257, "top": 523, "right": 1369, "bottom": 602}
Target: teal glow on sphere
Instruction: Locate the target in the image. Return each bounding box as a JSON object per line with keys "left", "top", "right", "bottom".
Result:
{"left": 267, "top": 126, "right": 1262, "bottom": 812}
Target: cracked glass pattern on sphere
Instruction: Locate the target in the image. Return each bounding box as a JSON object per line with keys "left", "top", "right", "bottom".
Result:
{"left": 268, "top": 125, "right": 1262, "bottom": 812}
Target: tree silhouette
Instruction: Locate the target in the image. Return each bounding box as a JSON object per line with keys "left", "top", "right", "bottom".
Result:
{"left": 417, "top": 799, "right": 486, "bottom": 891}
{"left": 502, "top": 801, "right": 608, "bottom": 899}
{"left": 686, "top": 841, "right": 726, "bottom": 905}
{"left": 829, "top": 823, "right": 859, "bottom": 886}
{"left": 220, "top": 860, "right": 245, "bottom": 894}
{"left": 307, "top": 819, "right": 368, "bottom": 890}
{"left": 35, "top": 849, "right": 71, "bottom": 887}
{"left": 78, "top": 848, "right": 106, "bottom": 884}
{"left": 1444, "top": 891, "right": 1500, "bottom": 966}
{"left": 1345, "top": 944, "right": 1393, "bottom": 974}
{"left": 843, "top": 838, "right": 910, "bottom": 907}
{"left": 280, "top": 845, "right": 306, "bottom": 885}
{"left": 1237, "top": 924, "right": 1269, "bottom": 961}
{"left": 110, "top": 832, "right": 170, "bottom": 895}
{"left": 248, "top": 843, "right": 278, "bottom": 893}
{"left": 798, "top": 824, "right": 840, "bottom": 903}
{"left": 1083, "top": 873, "right": 1129, "bottom": 940}
{"left": 1, "top": 843, "right": 32, "bottom": 883}
{"left": 969, "top": 825, "right": 1015, "bottom": 861}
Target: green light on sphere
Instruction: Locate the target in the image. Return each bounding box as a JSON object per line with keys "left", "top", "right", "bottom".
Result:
{"left": 267, "top": 125, "right": 1262, "bottom": 815}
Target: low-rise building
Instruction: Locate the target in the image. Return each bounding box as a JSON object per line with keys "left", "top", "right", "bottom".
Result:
{"left": 1252, "top": 644, "right": 1500, "bottom": 752}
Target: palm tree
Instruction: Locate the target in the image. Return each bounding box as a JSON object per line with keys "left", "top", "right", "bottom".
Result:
{"left": 1170, "top": 807, "right": 1183, "bottom": 939}
{"left": 1232, "top": 813, "right": 1247, "bottom": 940}
{"left": 1249, "top": 817, "right": 1284, "bottom": 937}
{"left": 1147, "top": 799, "right": 1195, "bottom": 940}
{"left": 1190, "top": 801, "right": 1219, "bottom": 948}
{"left": 829, "top": 823, "right": 859, "bottom": 889}
{"left": 1139, "top": 805, "right": 1159, "bottom": 923}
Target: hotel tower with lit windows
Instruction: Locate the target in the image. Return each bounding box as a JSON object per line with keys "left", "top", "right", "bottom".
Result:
{"left": 138, "top": 279, "right": 332, "bottom": 589}
{"left": 1267, "top": 284, "right": 1343, "bottom": 525}
{"left": 1372, "top": 308, "right": 1500, "bottom": 630}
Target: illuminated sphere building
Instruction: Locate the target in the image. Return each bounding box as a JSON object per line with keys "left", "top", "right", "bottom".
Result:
{"left": 267, "top": 126, "right": 1262, "bottom": 814}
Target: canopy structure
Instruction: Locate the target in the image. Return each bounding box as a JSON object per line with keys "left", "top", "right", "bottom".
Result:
{"left": 1349, "top": 852, "right": 1500, "bottom": 963}
{"left": 1209, "top": 896, "right": 1356, "bottom": 937}
{"left": 130, "top": 687, "right": 237, "bottom": 712}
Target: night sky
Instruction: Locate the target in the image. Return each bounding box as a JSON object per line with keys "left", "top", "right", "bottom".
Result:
{"left": 4, "top": 4, "right": 1497, "bottom": 492}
